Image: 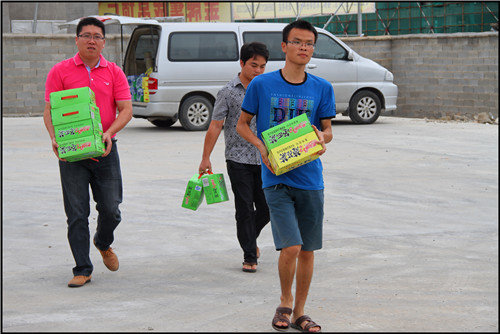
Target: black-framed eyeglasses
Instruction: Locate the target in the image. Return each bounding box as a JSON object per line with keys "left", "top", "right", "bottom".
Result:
{"left": 287, "top": 40, "right": 315, "bottom": 49}
{"left": 78, "top": 33, "right": 105, "bottom": 41}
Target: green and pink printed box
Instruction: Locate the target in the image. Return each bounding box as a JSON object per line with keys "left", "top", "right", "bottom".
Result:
{"left": 182, "top": 172, "right": 229, "bottom": 211}
{"left": 50, "top": 87, "right": 105, "bottom": 162}
{"left": 261, "top": 113, "right": 322, "bottom": 176}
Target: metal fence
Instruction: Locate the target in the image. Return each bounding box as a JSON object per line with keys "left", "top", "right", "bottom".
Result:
{"left": 238, "top": 2, "right": 499, "bottom": 36}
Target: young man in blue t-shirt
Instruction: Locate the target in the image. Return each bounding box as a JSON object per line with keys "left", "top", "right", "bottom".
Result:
{"left": 237, "top": 20, "right": 335, "bottom": 332}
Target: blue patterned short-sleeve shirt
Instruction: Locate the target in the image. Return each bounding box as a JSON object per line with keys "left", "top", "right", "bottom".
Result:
{"left": 212, "top": 74, "right": 261, "bottom": 165}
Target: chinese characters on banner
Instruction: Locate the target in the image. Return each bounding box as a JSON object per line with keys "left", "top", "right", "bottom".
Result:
{"left": 98, "top": 2, "right": 231, "bottom": 22}
{"left": 100, "top": 2, "right": 167, "bottom": 17}
{"left": 231, "top": 2, "right": 375, "bottom": 20}
{"left": 99, "top": 2, "right": 374, "bottom": 22}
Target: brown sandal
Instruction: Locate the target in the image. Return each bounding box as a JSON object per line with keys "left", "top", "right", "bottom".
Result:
{"left": 291, "top": 315, "right": 321, "bottom": 332}
{"left": 272, "top": 306, "right": 292, "bottom": 331}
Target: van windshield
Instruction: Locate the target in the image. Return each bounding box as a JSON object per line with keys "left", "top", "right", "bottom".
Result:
{"left": 313, "top": 34, "right": 347, "bottom": 60}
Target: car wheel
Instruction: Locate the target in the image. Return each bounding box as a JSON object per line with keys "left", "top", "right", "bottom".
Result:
{"left": 179, "top": 96, "right": 212, "bottom": 131}
{"left": 348, "top": 90, "right": 381, "bottom": 124}
{"left": 149, "top": 118, "right": 177, "bottom": 128}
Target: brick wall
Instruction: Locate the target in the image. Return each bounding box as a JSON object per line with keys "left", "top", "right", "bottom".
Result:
{"left": 342, "top": 32, "right": 498, "bottom": 119}
{"left": 2, "top": 31, "right": 498, "bottom": 120}
{"left": 2, "top": 33, "right": 125, "bottom": 116}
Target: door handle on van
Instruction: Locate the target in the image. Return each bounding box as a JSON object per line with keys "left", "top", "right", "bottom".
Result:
{"left": 307, "top": 64, "right": 317, "bottom": 69}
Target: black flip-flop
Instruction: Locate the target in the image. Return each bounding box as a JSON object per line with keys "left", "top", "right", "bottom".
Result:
{"left": 242, "top": 262, "right": 257, "bottom": 273}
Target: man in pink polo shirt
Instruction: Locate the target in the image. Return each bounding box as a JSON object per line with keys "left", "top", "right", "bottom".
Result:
{"left": 43, "top": 17, "right": 132, "bottom": 288}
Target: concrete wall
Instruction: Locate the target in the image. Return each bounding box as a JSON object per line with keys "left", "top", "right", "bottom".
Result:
{"left": 2, "top": 2, "right": 99, "bottom": 33}
{"left": 2, "top": 33, "right": 125, "bottom": 116}
{"left": 343, "top": 32, "right": 499, "bottom": 119}
{"left": 2, "top": 31, "right": 498, "bottom": 120}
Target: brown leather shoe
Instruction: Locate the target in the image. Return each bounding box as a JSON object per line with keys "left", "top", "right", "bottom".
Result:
{"left": 68, "top": 275, "right": 91, "bottom": 288}
{"left": 95, "top": 244, "right": 119, "bottom": 271}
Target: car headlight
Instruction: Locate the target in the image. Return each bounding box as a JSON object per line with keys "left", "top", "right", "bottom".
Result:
{"left": 384, "top": 71, "right": 394, "bottom": 82}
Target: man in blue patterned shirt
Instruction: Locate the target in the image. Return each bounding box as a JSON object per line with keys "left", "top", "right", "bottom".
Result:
{"left": 198, "top": 42, "right": 270, "bottom": 273}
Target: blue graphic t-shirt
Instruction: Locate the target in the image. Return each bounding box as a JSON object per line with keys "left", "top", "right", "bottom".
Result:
{"left": 241, "top": 70, "right": 336, "bottom": 190}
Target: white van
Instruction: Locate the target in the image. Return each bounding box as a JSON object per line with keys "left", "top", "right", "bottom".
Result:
{"left": 124, "top": 22, "right": 398, "bottom": 130}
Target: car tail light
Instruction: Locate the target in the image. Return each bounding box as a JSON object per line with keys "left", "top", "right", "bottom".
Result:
{"left": 148, "top": 77, "right": 158, "bottom": 94}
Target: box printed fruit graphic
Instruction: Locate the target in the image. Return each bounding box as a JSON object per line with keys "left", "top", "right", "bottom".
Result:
{"left": 182, "top": 174, "right": 205, "bottom": 211}
{"left": 268, "top": 131, "right": 322, "bottom": 175}
{"left": 53, "top": 117, "right": 102, "bottom": 142}
{"left": 201, "top": 172, "right": 229, "bottom": 204}
{"left": 49, "top": 87, "right": 96, "bottom": 110}
{"left": 50, "top": 87, "right": 105, "bottom": 162}
{"left": 127, "top": 67, "right": 152, "bottom": 102}
{"left": 261, "top": 113, "right": 312, "bottom": 150}
{"left": 57, "top": 134, "right": 106, "bottom": 162}
{"left": 261, "top": 113, "right": 322, "bottom": 176}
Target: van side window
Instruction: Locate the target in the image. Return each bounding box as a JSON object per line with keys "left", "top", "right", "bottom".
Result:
{"left": 243, "top": 32, "right": 285, "bottom": 61}
{"left": 313, "top": 34, "right": 348, "bottom": 60}
{"left": 169, "top": 32, "right": 238, "bottom": 61}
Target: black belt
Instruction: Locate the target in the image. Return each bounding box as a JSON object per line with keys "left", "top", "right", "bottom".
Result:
{"left": 274, "top": 183, "right": 293, "bottom": 190}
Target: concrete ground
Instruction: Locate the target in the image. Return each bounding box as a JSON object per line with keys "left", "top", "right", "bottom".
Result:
{"left": 2, "top": 115, "right": 498, "bottom": 332}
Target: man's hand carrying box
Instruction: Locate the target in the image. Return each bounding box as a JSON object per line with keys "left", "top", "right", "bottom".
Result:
{"left": 181, "top": 171, "right": 229, "bottom": 211}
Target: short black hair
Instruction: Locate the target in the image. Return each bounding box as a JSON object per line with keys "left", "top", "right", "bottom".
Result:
{"left": 76, "top": 17, "right": 105, "bottom": 37}
{"left": 240, "top": 42, "right": 269, "bottom": 64}
{"left": 282, "top": 19, "right": 318, "bottom": 43}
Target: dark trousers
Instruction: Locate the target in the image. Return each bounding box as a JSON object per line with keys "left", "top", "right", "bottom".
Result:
{"left": 226, "top": 160, "right": 270, "bottom": 264}
{"left": 58, "top": 141, "right": 122, "bottom": 276}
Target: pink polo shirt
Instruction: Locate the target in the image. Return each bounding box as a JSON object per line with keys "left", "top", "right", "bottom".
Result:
{"left": 45, "top": 53, "right": 131, "bottom": 134}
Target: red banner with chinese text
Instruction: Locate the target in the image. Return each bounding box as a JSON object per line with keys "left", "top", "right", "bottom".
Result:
{"left": 99, "top": 2, "right": 230, "bottom": 21}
